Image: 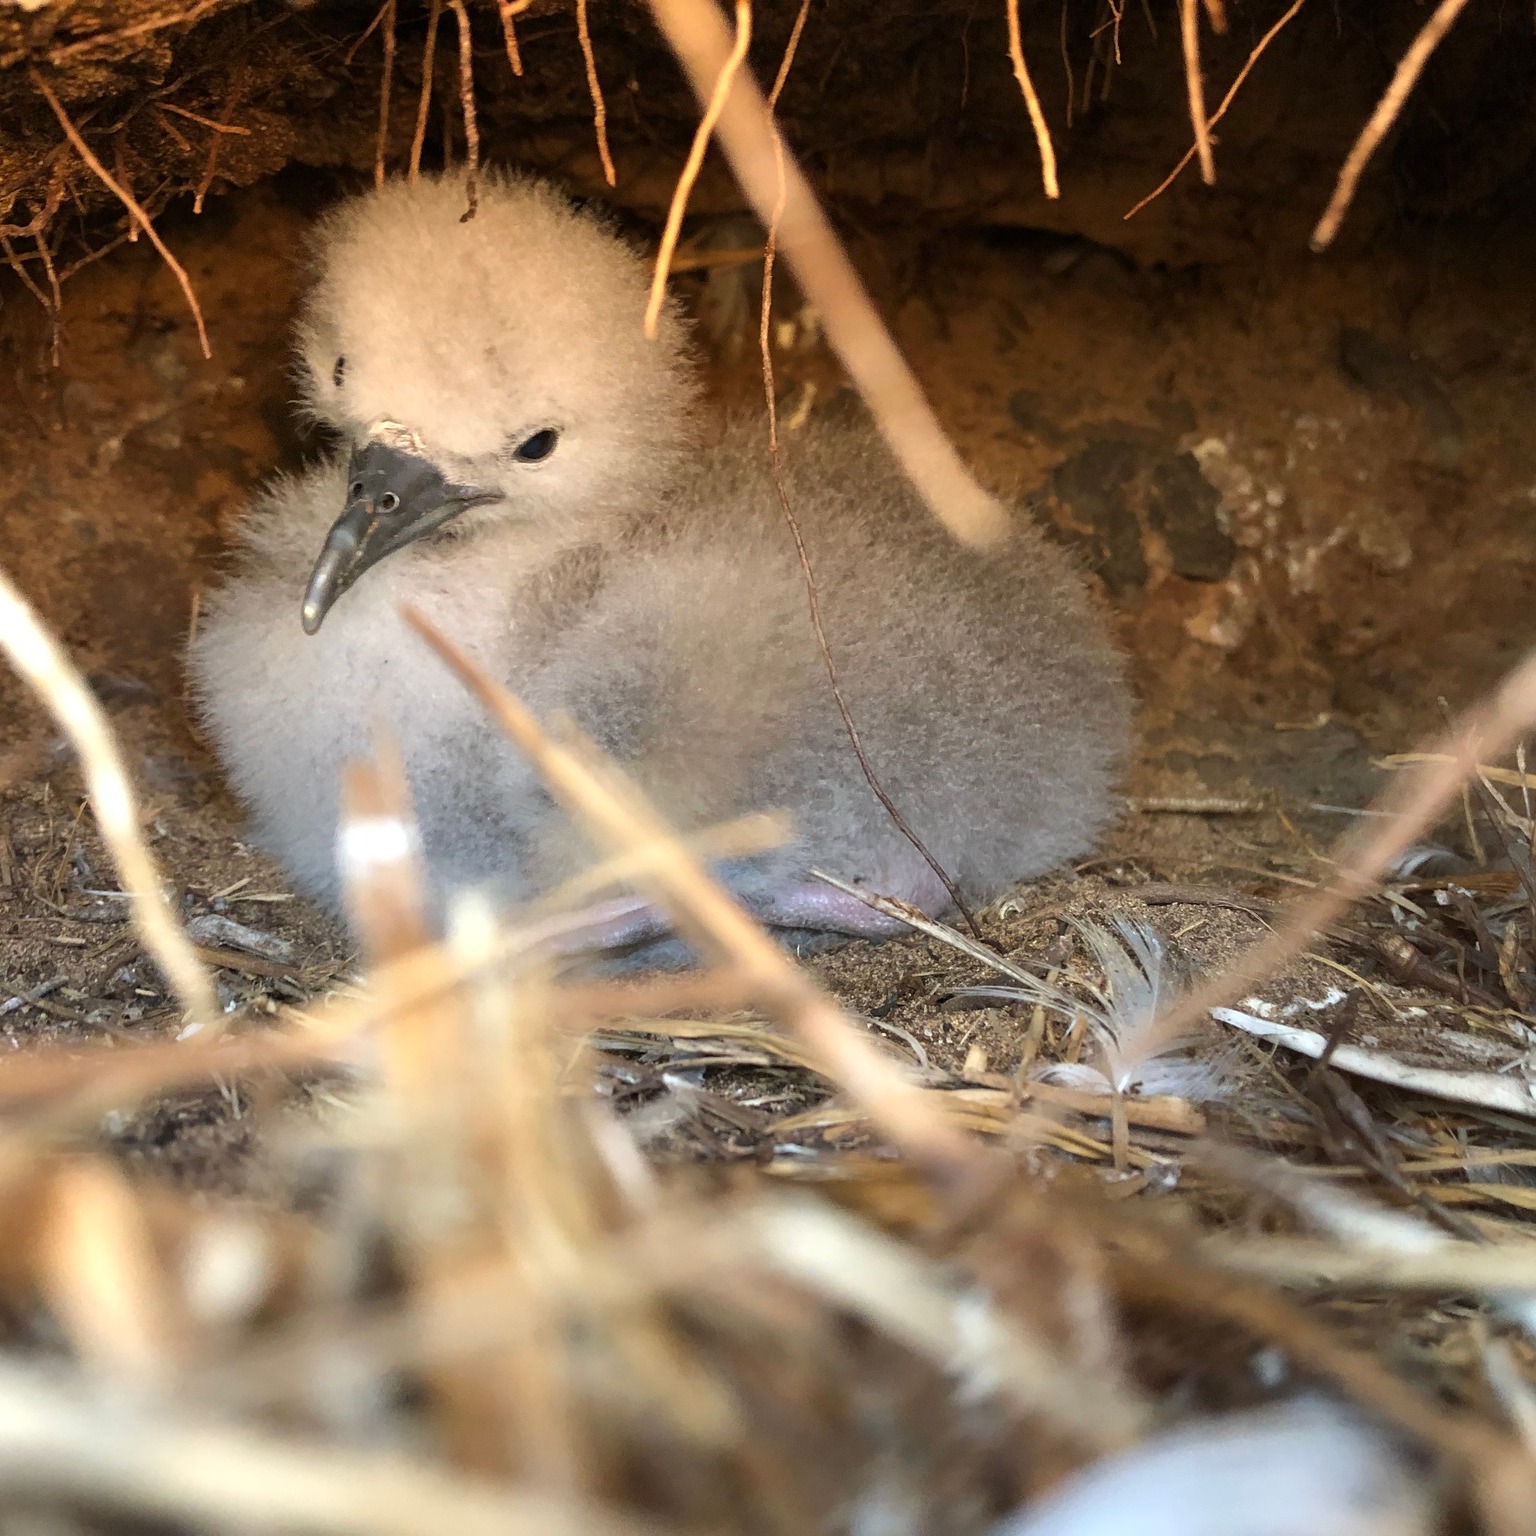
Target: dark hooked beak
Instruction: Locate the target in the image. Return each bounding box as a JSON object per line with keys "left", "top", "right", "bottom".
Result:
{"left": 300, "top": 441, "right": 503, "bottom": 634}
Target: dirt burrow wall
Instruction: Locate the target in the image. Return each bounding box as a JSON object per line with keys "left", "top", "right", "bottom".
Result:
{"left": 0, "top": 0, "right": 1533, "bottom": 750}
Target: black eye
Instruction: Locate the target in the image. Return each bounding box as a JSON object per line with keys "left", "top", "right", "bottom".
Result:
{"left": 513, "top": 428, "right": 559, "bottom": 463}
{"left": 332, "top": 356, "right": 346, "bottom": 389}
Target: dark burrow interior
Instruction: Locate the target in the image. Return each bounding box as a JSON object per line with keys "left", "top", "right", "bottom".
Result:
{"left": 0, "top": 0, "right": 1534, "bottom": 1187}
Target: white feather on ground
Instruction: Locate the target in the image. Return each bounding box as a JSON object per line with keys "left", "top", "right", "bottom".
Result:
{"left": 950, "top": 916, "right": 1236, "bottom": 1101}
{"left": 994, "top": 1398, "right": 1437, "bottom": 1536}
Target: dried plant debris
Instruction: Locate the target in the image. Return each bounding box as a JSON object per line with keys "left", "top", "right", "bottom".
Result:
{"left": 0, "top": 3, "right": 1534, "bottom": 1526}
{"left": 3, "top": 617, "right": 1536, "bottom": 1533}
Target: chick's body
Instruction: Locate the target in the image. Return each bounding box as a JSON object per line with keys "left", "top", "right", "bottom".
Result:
{"left": 190, "top": 173, "right": 1131, "bottom": 942}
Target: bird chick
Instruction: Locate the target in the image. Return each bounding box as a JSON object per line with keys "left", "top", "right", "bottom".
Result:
{"left": 190, "top": 171, "right": 1132, "bottom": 955}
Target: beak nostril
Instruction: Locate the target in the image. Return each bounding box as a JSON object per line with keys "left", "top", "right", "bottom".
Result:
{"left": 379, "top": 492, "right": 400, "bottom": 514}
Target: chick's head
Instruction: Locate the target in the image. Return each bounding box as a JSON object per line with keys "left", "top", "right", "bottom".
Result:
{"left": 297, "top": 172, "right": 701, "bottom": 523}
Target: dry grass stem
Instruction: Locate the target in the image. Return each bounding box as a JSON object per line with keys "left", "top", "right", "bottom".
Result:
{"left": 31, "top": 68, "right": 210, "bottom": 359}
{"left": 401, "top": 603, "right": 987, "bottom": 1183}
{"left": 645, "top": 0, "right": 753, "bottom": 339}
{"left": 746, "top": 1199, "right": 1148, "bottom": 1445}
{"left": 0, "top": 564, "right": 219, "bottom": 1035}
{"left": 1176, "top": 0, "right": 1215, "bottom": 183}
{"left": 39, "top": 1159, "right": 175, "bottom": 1384}
{"left": 1311, "top": 0, "right": 1476, "bottom": 251}
{"left": 1142, "top": 644, "right": 1536, "bottom": 1064}
{"left": 646, "top": 0, "right": 1009, "bottom": 547}
{"left": 0, "top": 1359, "right": 654, "bottom": 1536}
{"left": 338, "top": 740, "right": 431, "bottom": 972}
{"left": 409, "top": 0, "right": 443, "bottom": 183}
{"left": 814, "top": 869, "right": 1028, "bottom": 979}
{"left": 1005, "top": 0, "right": 1061, "bottom": 199}
{"left": 576, "top": 0, "right": 616, "bottom": 186}
{"left": 1125, "top": 0, "right": 1306, "bottom": 219}
{"left": 770, "top": 484, "right": 976, "bottom": 933}
{"left": 1204, "top": 1234, "right": 1536, "bottom": 1292}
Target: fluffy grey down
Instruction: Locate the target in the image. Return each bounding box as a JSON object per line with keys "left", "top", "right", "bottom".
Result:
{"left": 189, "top": 171, "right": 1132, "bottom": 948}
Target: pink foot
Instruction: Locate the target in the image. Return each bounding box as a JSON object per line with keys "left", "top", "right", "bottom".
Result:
{"left": 524, "top": 874, "right": 934, "bottom": 964}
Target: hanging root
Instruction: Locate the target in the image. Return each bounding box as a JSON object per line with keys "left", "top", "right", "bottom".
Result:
{"left": 446, "top": 0, "right": 480, "bottom": 218}
{"left": 750, "top": 0, "right": 976, "bottom": 937}
{"left": 373, "top": 0, "right": 398, "bottom": 187}
{"left": 0, "top": 235, "right": 50, "bottom": 316}
{"left": 645, "top": 0, "right": 753, "bottom": 338}
{"left": 191, "top": 78, "right": 247, "bottom": 215}
{"left": 575, "top": 0, "right": 616, "bottom": 186}
{"left": 497, "top": 0, "right": 528, "bottom": 76}
{"left": 756, "top": 0, "right": 812, "bottom": 448}
{"left": 34, "top": 229, "right": 62, "bottom": 367}
{"left": 1310, "top": 0, "right": 1476, "bottom": 251}
{"left": 1176, "top": 0, "right": 1215, "bottom": 183}
{"left": 31, "top": 67, "right": 210, "bottom": 359}
{"left": 1125, "top": 0, "right": 1306, "bottom": 219}
{"left": 1005, "top": 0, "right": 1061, "bottom": 199}
{"left": 645, "top": 0, "right": 1008, "bottom": 548}
{"left": 409, "top": 0, "right": 443, "bottom": 182}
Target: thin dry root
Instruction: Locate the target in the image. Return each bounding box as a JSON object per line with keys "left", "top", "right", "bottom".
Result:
{"left": 344, "top": 0, "right": 393, "bottom": 65}
{"left": 192, "top": 76, "right": 246, "bottom": 215}
{"left": 0, "top": 564, "right": 220, "bottom": 1036}
{"left": 645, "top": 0, "right": 753, "bottom": 338}
{"left": 576, "top": 0, "right": 616, "bottom": 186}
{"left": 646, "top": 0, "right": 1008, "bottom": 548}
{"left": 1177, "top": 0, "right": 1215, "bottom": 183}
{"left": 497, "top": 0, "right": 527, "bottom": 76}
{"left": 1125, "top": 0, "right": 1306, "bottom": 220}
{"left": 32, "top": 68, "right": 210, "bottom": 358}
{"left": 35, "top": 231, "right": 62, "bottom": 366}
{"left": 375, "top": 0, "right": 398, "bottom": 187}
{"left": 753, "top": 28, "right": 977, "bottom": 938}
{"left": 1310, "top": 0, "right": 1475, "bottom": 251}
{"left": 409, "top": 0, "right": 443, "bottom": 183}
{"left": 1005, "top": 0, "right": 1061, "bottom": 199}
{"left": 446, "top": 0, "right": 480, "bottom": 219}
{"left": 757, "top": 0, "right": 812, "bottom": 447}
{"left": 1, "top": 235, "right": 51, "bottom": 319}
